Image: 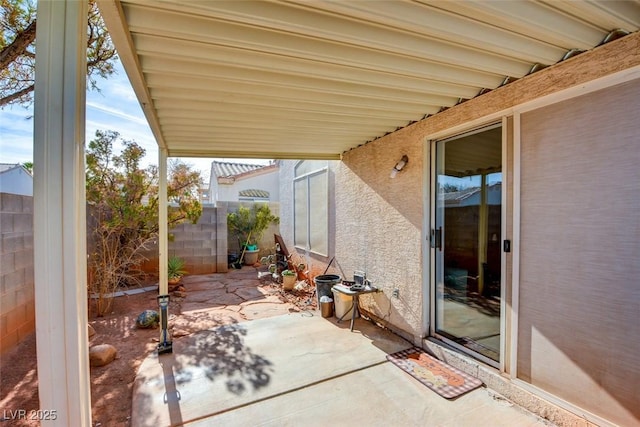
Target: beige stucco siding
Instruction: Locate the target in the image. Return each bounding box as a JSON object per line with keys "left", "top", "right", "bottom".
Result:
{"left": 277, "top": 32, "right": 640, "bottom": 425}
{"left": 518, "top": 78, "right": 640, "bottom": 426}
{"left": 338, "top": 131, "right": 425, "bottom": 341}
{"left": 327, "top": 31, "right": 640, "bottom": 425}
{"left": 333, "top": 33, "right": 640, "bottom": 345}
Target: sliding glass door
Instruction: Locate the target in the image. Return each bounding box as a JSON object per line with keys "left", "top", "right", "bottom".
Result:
{"left": 433, "top": 124, "right": 503, "bottom": 364}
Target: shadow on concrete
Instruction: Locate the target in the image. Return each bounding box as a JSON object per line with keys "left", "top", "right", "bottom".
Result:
{"left": 160, "top": 354, "right": 183, "bottom": 427}
{"left": 176, "top": 321, "right": 273, "bottom": 395}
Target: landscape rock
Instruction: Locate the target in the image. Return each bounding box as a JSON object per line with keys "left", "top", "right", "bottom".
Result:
{"left": 171, "top": 329, "right": 190, "bottom": 338}
{"left": 89, "top": 344, "right": 117, "bottom": 367}
{"left": 173, "top": 290, "right": 187, "bottom": 298}
{"left": 136, "top": 310, "right": 159, "bottom": 329}
{"left": 88, "top": 324, "right": 96, "bottom": 339}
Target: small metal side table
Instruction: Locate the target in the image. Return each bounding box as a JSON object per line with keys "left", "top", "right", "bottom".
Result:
{"left": 332, "top": 284, "right": 379, "bottom": 332}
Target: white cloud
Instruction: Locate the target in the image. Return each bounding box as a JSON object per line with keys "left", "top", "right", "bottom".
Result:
{"left": 86, "top": 101, "right": 148, "bottom": 126}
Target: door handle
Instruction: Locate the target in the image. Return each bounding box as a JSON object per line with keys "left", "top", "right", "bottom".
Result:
{"left": 430, "top": 227, "right": 442, "bottom": 250}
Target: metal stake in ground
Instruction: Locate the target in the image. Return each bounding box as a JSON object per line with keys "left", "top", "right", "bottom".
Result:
{"left": 157, "top": 294, "right": 172, "bottom": 354}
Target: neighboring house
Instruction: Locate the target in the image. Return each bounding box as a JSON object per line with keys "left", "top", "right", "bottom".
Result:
{"left": 208, "top": 161, "right": 279, "bottom": 205}
{"left": 0, "top": 164, "right": 33, "bottom": 196}
{"left": 198, "top": 183, "right": 210, "bottom": 205}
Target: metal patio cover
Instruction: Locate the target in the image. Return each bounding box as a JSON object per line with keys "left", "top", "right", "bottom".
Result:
{"left": 98, "top": 0, "right": 640, "bottom": 160}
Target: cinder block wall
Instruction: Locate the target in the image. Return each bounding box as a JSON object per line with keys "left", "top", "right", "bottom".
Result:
{"left": 90, "top": 202, "right": 281, "bottom": 279}
{"left": 0, "top": 193, "right": 35, "bottom": 354}
{"left": 168, "top": 205, "right": 228, "bottom": 274}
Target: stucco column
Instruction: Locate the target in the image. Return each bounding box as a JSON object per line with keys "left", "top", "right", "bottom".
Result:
{"left": 33, "top": 1, "right": 91, "bottom": 425}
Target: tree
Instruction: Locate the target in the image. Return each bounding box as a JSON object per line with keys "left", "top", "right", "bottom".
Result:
{"left": 0, "top": 0, "right": 117, "bottom": 107}
{"left": 440, "top": 182, "right": 463, "bottom": 193}
{"left": 86, "top": 130, "right": 203, "bottom": 315}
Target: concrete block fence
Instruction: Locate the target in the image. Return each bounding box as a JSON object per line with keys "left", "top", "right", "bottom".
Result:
{"left": 139, "top": 202, "right": 280, "bottom": 275}
{"left": 0, "top": 196, "right": 281, "bottom": 353}
{"left": 0, "top": 193, "right": 35, "bottom": 355}
{"left": 166, "top": 205, "right": 228, "bottom": 274}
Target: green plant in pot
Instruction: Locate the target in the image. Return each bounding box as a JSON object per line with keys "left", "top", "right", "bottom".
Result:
{"left": 281, "top": 269, "right": 297, "bottom": 291}
{"left": 227, "top": 204, "right": 279, "bottom": 265}
{"left": 168, "top": 256, "right": 187, "bottom": 285}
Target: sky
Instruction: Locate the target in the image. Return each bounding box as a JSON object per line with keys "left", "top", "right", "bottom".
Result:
{"left": 0, "top": 58, "right": 270, "bottom": 183}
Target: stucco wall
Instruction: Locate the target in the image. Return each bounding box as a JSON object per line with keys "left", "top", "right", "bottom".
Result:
{"left": 517, "top": 78, "right": 640, "bottom": 426}
{"left": 338, "top": 136, "right": 425, "bottom": 342}
{"left": 278, "top": 161, "right": 295, "bottom": 251}
{"left": 0, "top": 193, "right": 34, "bottom": 354}
{"left": 280, "top": 151, "right": 428, "bottom": 343}
{"left": 274, "top": 33, "right": 640, "bottom": 424}
{"left": 217, "top": 169, "right": 280, "bottom": 203}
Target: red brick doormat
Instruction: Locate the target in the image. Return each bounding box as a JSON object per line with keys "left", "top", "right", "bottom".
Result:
{"left": 386, "top": 347, "right": 482, "bottom": 399}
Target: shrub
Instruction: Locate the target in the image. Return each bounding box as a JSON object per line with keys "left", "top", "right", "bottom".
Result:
{"left": 86, "top": 130, "right": 202, "bottom": 315}
{"left": 227, "top": 203, "right": 279, "bottom": 248}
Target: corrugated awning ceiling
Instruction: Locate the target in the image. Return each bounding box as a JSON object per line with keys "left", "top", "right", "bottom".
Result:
{"left": 98, "top": 0, "right": 640, "bottom": 160}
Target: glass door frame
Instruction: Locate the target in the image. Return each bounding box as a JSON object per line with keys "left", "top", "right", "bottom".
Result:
{"left": 427, "top": 119, "right": 509, "bottom": 372}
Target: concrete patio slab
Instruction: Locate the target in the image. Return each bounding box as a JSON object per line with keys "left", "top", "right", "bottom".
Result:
{"left": 190, "top": 363, "right": 547, "bottom": 427}
{"left": 132, "top": 313, "right": 551, "bottom": 426}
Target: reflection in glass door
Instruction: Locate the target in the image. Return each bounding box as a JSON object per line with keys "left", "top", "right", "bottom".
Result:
{"left": 433, "top": 125, "right": 502, "bottom": 363}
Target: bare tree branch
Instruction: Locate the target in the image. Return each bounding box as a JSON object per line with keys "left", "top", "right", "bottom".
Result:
{"left": 1, "top": 0, "right": 117, "bottom": 108}
{"left": 0, "top": 19, "right": 35, "bottom": 70}
{"left": 0, "top": 83, "right": 33, "bottom": 106}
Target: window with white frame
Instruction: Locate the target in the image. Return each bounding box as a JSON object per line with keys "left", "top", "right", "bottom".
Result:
{"left": 294, "top": 160, "right": 328, "bottom": 256}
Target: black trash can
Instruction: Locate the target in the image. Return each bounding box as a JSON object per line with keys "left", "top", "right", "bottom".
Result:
{"left": 314, "top": 274, "right": 341, "bottom": 308}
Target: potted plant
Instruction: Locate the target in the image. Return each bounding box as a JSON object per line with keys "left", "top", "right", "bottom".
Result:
{"left": 227, "top": 204, "right": 279, "bottom": 265}
{"left": 281, "top": 269, "right": 297, "bottom": 291}
{"left": 168, "top": 256, "right": 187, "bottom": 286}
{"left": 295, "top": 262, "right": 307, "bottom": 281}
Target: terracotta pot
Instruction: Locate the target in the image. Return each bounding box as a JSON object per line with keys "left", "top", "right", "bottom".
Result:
{"left": 282, "top": 274, "right": 296, "bottom": 291}
{"left": 168, "top": 277, "right": 181, "bottom": 291}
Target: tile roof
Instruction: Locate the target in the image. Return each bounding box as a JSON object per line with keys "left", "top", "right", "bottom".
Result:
{"left": 0, "top": 163, "right": 20, "bottom": 173}
{"left": 238, "top": 189, "right": 270, "bottom": 199}
{"left": 212, "top": 161, "right": 268, "bottom": 179}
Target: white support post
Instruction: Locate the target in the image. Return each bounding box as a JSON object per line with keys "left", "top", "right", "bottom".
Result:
{"left": 158, "top": 148, "right": 169, "bottom": 336}
{"left": 33, "top": 1, "right": 91, "bottom": 425}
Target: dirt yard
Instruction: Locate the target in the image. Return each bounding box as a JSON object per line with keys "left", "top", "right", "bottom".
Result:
{"left": 0, "top": 268, "right": 317, "bottom": 426}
